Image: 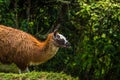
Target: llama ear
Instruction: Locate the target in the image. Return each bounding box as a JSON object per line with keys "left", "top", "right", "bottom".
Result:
{"left": 53, "top": 24, "right": 60, "bottom": 36}
{"left": 53, "top": 24, "right": 60, "bottom": 32}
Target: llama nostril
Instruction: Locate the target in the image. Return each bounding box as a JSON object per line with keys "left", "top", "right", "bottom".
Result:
{"left": 66, "top": 42, "right": 71, "bottom": 48}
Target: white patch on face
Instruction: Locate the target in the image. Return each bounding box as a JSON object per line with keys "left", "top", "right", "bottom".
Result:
{"left": 57, "top": 34, "right": 68, "bottom": 44}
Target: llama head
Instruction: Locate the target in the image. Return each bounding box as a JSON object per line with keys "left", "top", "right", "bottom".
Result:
{"left": 52, "top": 24, "right": 71, "bottom": 48}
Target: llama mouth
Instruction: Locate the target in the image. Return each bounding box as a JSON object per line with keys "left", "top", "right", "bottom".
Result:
{"left": 62, "top": 42, "right": 71, "bottom": 48}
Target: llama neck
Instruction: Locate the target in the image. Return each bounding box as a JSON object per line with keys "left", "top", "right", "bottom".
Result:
{"left": 42, "top": 39, "right": 59, "bottom": 58}
{"left": 30, "top": 34, "right": 59, "bottom": 65}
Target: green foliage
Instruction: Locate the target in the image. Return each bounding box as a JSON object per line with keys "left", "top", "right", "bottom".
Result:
{"left": 0, "top": 0, "right": 120, "bottom": 80}
{"left": 73, "top": 0, "right": 120, "bottom": 79}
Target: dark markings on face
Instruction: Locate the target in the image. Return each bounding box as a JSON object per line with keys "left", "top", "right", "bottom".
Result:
{"left": 53, "top": 33, "right": 68, "bottom": 47}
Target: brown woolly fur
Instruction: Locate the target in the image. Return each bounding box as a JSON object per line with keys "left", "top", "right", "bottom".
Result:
{"left": 0, "top": 25, "right": 59, "bottom": 71}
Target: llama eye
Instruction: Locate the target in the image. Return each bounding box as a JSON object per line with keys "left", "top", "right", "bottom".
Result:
{"left": 56, "top": 35, "right": 60, "bottom": 39}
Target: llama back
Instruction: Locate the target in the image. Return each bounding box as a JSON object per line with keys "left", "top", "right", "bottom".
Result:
{"left": 0, "top": 25, "right": 42, "bottom": 65}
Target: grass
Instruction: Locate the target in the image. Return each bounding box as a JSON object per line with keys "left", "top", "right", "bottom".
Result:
{"left": 0, "top": 63, "right": 78, "bottom": 80}
{"left": 0, "top": 72, "right": 78, "bottom": 80}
